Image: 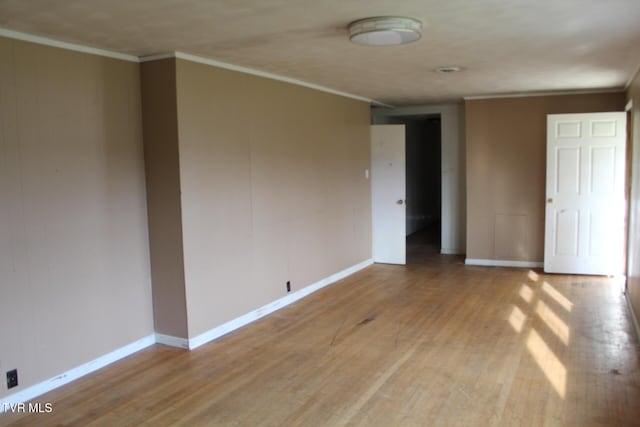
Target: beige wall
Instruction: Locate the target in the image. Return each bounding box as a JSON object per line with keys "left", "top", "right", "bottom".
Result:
{"left": 465, "top": 92, "right": 625, "bottom": 262}
{"left": 140, "top": 59, "right": 189, "bottom": 339}
{"left": 174, "top": 59, "right": 372, "bottom": 337}
{"left": 139, "top": 58, "right": 371, "bottom": 339}
{"left": 627, "top": 72, "right": 640, "bottom": 325}
{"left": 0, "top": 37, "right": 153, "bottom": 398}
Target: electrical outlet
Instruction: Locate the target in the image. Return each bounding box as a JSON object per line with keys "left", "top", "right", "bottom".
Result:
{"left": 286, "top": 281, "right": 291, "bottom": 293}
{"left": 7, "top": 369, "right": 18, "bottom": 389}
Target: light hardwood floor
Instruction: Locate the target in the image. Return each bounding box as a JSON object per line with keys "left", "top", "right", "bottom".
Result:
{"left": 2, "top": 245, "right": 640, "bottom": 426}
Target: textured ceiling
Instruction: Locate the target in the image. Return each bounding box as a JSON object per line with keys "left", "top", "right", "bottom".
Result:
{"left": 1, "top": 0, "right": 639, "bottom": 105}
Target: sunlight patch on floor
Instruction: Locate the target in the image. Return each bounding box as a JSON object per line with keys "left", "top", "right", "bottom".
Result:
{"left": 519, "top": 284, "right": 534, "bottom": 303}
{"left": 527, "top": 329, "right": 567, "bottom": 398}
{"left": 508, "top": 305, "right": 527, "bottom": 333}
{"left": 535, "top": 299, "right": 570, "bottom": 345}
{"left": 542, "top": 281, "right": 573, "bottom": 312}
{"left": 506, "top": 272, "right": 573, "bottom": 399}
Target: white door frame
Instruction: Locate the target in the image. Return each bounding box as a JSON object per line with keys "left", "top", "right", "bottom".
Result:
{"left": 371, "top": 105, "right": 465, "bottom": 255}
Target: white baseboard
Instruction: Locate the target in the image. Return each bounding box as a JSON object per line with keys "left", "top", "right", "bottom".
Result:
{"left": 188, "top": 258, "right": 374, "bottom": 350}
{"left": 625, "top": 292, "right": 640, "bottom": 342}
{"left": 155, "top": 333, "right": 189, "bottom": 349}
{"left": 465, "top": 258, "right": 543, "bottom": 268}
{"left": 440, "top": 248, "right": 463, "bottom": 255}
{"left": 0, "top": 334, "right": 155, "bottom": 412}
{"left": 0, "top": 259, "right": 375, "bottom": 409}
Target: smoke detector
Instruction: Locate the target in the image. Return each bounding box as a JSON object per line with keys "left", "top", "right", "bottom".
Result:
{"left": 434, "top": 66, "right": 462, "bottom": 74}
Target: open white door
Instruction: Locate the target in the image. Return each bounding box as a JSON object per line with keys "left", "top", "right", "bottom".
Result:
{"left": 545, "top": 112, "right": 626, "bottom": 275}
{"left": 371, "top": 124, "right": 406, "bottom": 265}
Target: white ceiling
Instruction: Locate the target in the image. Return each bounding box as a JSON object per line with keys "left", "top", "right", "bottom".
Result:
{"left": 1, "top": 0, "right": 639, "bottom": 105}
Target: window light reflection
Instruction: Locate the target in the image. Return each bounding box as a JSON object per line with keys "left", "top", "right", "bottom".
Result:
{"left": 527, "top": 329, "right": 567, "bottom": 398}
{"left": 542, "top": 281, "right": 573, "bottom": 312}
{"left": 519, "top": 284, "right": 534, "bottom": 303}
{"left": 508, "top": 305, "right": 527, "bottom": 333}
{"left": 535, "top": 300, "right": 570, "bottom": 345}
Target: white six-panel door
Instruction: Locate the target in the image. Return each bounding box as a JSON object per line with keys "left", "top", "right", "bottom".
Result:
{"left": 544, "top": 112, "right": 626, "bottom": 275}
{"left": 371, "top": 125, "right": 406, "bottom": 265}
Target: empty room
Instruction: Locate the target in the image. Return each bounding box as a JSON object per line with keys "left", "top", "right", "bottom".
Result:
{"left": 2, "top": 1, "right": 640, "bottom": 426}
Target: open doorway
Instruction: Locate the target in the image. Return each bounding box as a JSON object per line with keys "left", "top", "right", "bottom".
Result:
{"left": 388, "top": 115, "right": 442, "bottom": 263}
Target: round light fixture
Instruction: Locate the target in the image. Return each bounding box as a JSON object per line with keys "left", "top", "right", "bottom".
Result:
{"left": 349, "top": 16, "right": 422, "bottom": 46}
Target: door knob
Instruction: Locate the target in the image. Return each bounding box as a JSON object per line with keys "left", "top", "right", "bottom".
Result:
{"left": 547, "top": 198, "right": 553, "bottom": 203}
{"left": 396, "top": 199, "right": 404, "bottom": 205}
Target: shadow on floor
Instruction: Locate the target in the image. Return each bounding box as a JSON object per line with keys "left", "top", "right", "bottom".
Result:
{"left": 406, "top": 223, "right": 462, "bottom": 266}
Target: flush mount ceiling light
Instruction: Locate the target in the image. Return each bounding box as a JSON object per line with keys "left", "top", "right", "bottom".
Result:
{"left": 349, "top": 16, "right": 422, "bottom": 46}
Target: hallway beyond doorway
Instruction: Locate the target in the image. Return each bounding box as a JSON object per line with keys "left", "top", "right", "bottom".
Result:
{"left": 407, "top": 222, "right": 444, "bottom": 265}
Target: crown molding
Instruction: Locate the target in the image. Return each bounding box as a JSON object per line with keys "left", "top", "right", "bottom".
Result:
{"left": 464, "top": 88, "right": 624, "bottom": 101}
{"left": 625, "top": 61, "right": 640, "bottom": 91}
{"left": 141, "top": 51, "right": 390, "bottom": 107}
{"left": 1, "top": 27, "right": 388, "bottom": 106}
{"left": 0, "top": 27, "right": 139, "bottom": 62}
{"left": 139, "top": 52, "right": 175, "bottom": 62}
{"left": 0, "top": 27, "right": 389, "bottom": 107}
